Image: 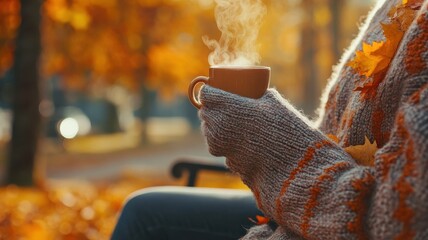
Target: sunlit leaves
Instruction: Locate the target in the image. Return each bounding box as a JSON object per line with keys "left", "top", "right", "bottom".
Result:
{"left": 1, "top": 0, "right": 209, "bottom": 96}
{"left": 44, "top": 0, "right": 92, "bottom": 30}
{"left": 347, "top": 41, "right": 387, "bottom": 77}
{"left": 0, "top": 0, "right": 20, "bottom": 75}
{"left": 347, "top": 0, "right": 422, "bottom": 98}
{"left": 42, "top": 0, "right": 149, "bottom": 92}
{"left": 147, "top": 43, "right": 206, "bottom": 100}
{"left": 0, "top": 180, "right": 147, "bottom": 240}
{"left": 0, "top": 171, "right": 247, "bottom": 240}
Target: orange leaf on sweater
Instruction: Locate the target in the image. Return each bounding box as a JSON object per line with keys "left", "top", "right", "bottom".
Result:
{"left": 348, "top": 23, "right": 403, "bottom": 79}
{"left": 326, "top": 134, "right": 340, "bottom": 143}
{"left": 379, "top": 22, "right": 404, "bottom": 55}
{"left": 389, "top": 4, "right": 419, "bottom": 30}
{"left": 344, "top": 136, "right": 378, "bottom": 166}
{"left": 347, "top": 41, "right": 386, "bottom": 77}
{"left": 403, "top": 0, "right": 423, "bottom": 10}
{"left": 348, "top": 0, "right": 420, "bottom": 98}
{"left": 249, "top": 215, "right": 270, "bottom": 225}
{"left": 256, "top": 215, "right": 270, "bottom": 225}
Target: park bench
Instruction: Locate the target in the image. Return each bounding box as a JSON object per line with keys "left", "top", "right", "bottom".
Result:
{"left": 170, "top": 157, "right": 230, "bottom": 187}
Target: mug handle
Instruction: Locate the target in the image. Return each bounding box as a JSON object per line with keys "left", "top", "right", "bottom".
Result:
{"left": 188, "top": 76, "right": 209, "bottom": 109}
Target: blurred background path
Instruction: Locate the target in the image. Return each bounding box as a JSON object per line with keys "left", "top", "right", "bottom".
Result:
{"left": 44, "top": 132, "right": 219, "bottom": 181}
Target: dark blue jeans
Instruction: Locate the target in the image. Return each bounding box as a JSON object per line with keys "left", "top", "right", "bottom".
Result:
{"left": 111, "top": 186, "right": 263, "bottom": 240}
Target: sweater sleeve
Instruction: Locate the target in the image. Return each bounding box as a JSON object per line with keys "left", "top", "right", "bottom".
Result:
{"left": 236, "top": 82, "right": 427, "bottom": 240}
{"left": 245, "top": 2, "right": 428, "bottom": 239}
{"left": 199, "top": 75, "right": 428, "bottom": 240}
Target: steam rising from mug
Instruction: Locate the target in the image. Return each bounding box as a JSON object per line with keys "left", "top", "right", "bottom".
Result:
{"left": 203, "top": 0, "right": 267, "bottom": 66}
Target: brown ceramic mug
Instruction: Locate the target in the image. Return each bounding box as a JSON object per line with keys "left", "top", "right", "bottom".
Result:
{"left": 188, "top": 66, "right": 271, "bottom": 109}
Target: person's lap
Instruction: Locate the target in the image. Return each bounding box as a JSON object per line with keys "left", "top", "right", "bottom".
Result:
{"left": 111, "top": 186, "right": 262, "bottom": 240}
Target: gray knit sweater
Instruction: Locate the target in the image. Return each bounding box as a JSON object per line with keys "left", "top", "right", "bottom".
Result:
{"left": 199, "top": 0, "right": 428, "bottom": 239}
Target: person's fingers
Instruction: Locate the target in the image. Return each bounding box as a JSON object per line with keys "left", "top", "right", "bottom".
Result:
{"left": 199, "top": 86, "right": 286, "bottom": 158}
{"left": 261, "top": 88, "right": 284, "bottom": 102}
{"left": 199, "top": 85, "right": 232, "bottom": 107}
{"left": 200, "top": 85, "right": 257, "bottom": 109}
{"left": 200, "top": 117, "right": 228, "bottom": 157}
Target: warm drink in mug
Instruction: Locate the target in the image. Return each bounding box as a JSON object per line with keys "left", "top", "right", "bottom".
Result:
{"left": 188, "top": 66, "right": 271, "bottom": 109}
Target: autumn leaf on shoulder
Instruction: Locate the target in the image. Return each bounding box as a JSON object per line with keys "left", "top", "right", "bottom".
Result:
{"left": 347, "top": 41, "right": 386, "bottom": 77}
{"left": 390, "top": 3, "right": 420, "bottom": 30}
{"left": 347, "top": 22, "right": 403, "bottom": 80}
{"left": 402, "top": 0, "right": 423, "bottom": 10}
{"left": 378, "top": 22, "right": 404, "bottom": 57}
{"left": 348, "top": 0, "right": 421, "bottom": 98}
{"left": 344, "top": 136, "right": 378, "bottom": 166}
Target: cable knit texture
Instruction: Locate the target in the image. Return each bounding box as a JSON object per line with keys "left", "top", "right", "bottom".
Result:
{"left": 199, "top": 0, "right": 428, "bottom": 239}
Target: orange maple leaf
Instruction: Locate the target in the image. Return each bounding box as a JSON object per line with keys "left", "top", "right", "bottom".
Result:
{"left": 347, "top": 41, "right": 386, "bottom": 77}
{"left": 348, "top": 0, "right": 420, "bottom": 98}
{"left": 389, "top": 3, "right": 420, "bottom": 30}
{"left": 348, "top": 23, "right": 403, "bottom": 79}
{"left": 344, "top": 136, "right": 378, "bottom": 166}
{"left": 377, "top": 22, "right": 404, "bottom": 57}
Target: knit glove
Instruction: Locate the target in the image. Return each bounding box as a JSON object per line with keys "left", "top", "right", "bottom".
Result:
{"left": 199, "top": 85, "right": 355, "bottom": 185}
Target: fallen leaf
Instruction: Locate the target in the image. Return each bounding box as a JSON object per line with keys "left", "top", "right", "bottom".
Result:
{"left": 354, "top": 71, "right": 387, "bottom": 99}
{"left": 403, "top": 0, "right": 423, "bottom": 10}
{"left": 326, "top": 134, "right": 339, "bottom": 143}
{"left": 344, "top": 136, "right": 378, "bottom": 166}
{"left": 20, "top": 221, "right": 53, "bottom": 240}
{"left": 389, "top": 5, "right": 418, "bottom": 30}
{"left": 348, "top": 0, "right": 420, "bottom": 98}
{"left": 378, "top": 22, "right": 404, "bottom": 56}
{"left": 249, "top": 215, "right": 270, "bottom": 225}
{"left": 347, "top": 41, "right": 386, "bottom": 77}
{"left": 348, "top": 23, "right": 402, "bottom": 79}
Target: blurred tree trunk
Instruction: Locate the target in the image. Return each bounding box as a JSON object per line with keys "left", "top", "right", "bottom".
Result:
{"left": 300, "top": 0, "right": 319, "bottom": 115}
{"left": 140, "top": 85, "right": 152, "bottom": 144}
{"left": 301, "top": 0, "right": 343, "bottom": 116}
{"left": 5, "top": 0, "right": 43, "bottom": 186}
{"left": 330, "top": 0, "right": 343, "bottom": 61}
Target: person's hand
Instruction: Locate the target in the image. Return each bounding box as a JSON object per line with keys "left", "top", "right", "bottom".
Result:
{"left": 199, "top": 85, "right": 325, "bottom": 184}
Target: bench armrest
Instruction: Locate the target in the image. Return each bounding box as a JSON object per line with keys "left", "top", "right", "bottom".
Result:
{"left": 171, "top": 157, "right": 229, "bottom": 187}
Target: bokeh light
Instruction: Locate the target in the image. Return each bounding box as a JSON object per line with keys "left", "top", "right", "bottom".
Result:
{"left": 59, "top": 118, "right": 79, "bottom": 139}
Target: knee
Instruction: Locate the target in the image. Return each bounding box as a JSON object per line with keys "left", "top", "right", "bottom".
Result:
{"left": 121, "top": 187, "right": 169, "bottom": 216}
{"left": 113, "top": 187, "right": 169, "bottom": 240}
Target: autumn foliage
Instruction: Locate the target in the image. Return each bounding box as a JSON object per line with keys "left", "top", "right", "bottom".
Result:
{"left": 0, "top": 0, "right": 19, "bottom": 76}
{"left": 347, "top": 0, "right": 423, "bottom": 98}
{"left": 0, "top": 172, "right": 247, "bottom": 240}
{"left": 0, "top": 180, "right": 140, "bottom": 240}
{"left": 1, "top": 0, "right": 210, "bottom": 98}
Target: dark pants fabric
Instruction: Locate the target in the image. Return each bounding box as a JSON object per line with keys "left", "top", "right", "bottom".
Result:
{"left": 111, "top": 186, "right": 262, "bottom": 240}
